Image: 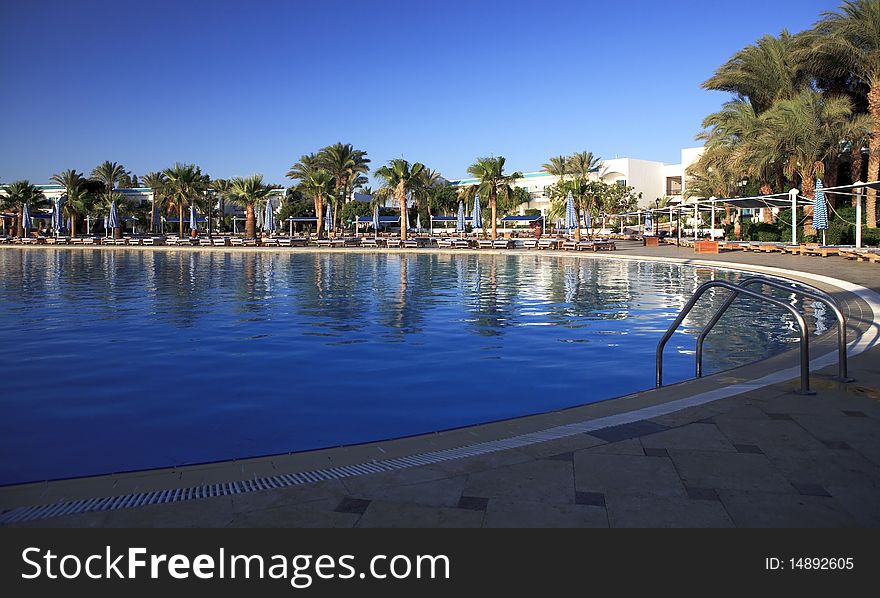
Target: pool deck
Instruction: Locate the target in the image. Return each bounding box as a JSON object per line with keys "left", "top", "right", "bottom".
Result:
{"left": 1, "top": 242, "right": 879, "bottom": 528}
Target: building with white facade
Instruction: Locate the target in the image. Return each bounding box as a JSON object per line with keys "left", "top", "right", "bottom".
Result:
{"left": 448, "top": 147, "right": 704, "bottom": 216}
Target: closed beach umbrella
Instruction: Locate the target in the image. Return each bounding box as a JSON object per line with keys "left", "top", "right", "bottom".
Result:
{"left": 107, "top": 199, "right": 119, "bottom": 233}
{"left": 456, "top": 200, "right": 466, "bottom": 233}
{"left": 583, "top": 209, "right": 592, "bottom": 229}
{"left": 189, "top": 203, "right": 197, "bottom": 231}
{"left": 263, "top": 199, "right": 275, "bottom": 232}
{"left": 372, "top": 203, "right": 380, "bottom": 235}
{"left": 415, "top": 213, "right": 421, "bottom": 231}
{"left": 564, "top": 191, "right": 577, "bottom": 231}
{"left": 472, "top": 193, "right": 483, "bottom": 230}
{"left": 52, "top": 198, "right": 63, "bottom": 234}
{"left": 22, "top": 203, "right": 31, "bottom": 234}
{"left": 644, "top": 210, "right": 653, "bottom": 233}
{"left": 324, "top": 202, "right": 334, "bottom": 232}
{"left": 813, "top": 179, "right": 829, "bottom": 245}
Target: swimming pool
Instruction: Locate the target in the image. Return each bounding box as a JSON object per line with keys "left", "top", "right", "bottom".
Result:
{"left": 0, "top": 249, "right": 828, "bottom": 484}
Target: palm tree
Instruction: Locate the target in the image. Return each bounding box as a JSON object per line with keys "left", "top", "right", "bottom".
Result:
{"left": 229, "top": 175, "right": 273, "bottom": 239}
{"left": 466, "top": 156, "right": 522, "bottom": 240}
{"left": 763, "top": 90, "right": 870, "bottom": 198}
{"left": 807, "top": 0, "right": 880, "bottom": 226}
{"left": 61, "top": 186, "right": 92, "bottom": 237}
{"left": 374, "top": 159, "right": 426, "bottom": 240}
{"left": 163, "top": 163, "right": 206, "bottom": 238}
{"left": 567, "top": 151, "right": 602, "bottom": 180}
{"left": 296, "top": 170, "right": 335, "bottom": 239}
{"left": 90, "top": 161, "right": 128, "bottom": 238}
{"left": 211, "top": 178, "right": 233, "bottom": 232}
{"left": 94, "top": 191, "right": 129, "bottom": 237}
{"left": 703, "top": 30, "right": 806, "bottom": 114}
{"left": 2, "top": 180, "right": 46, "bottom": 237}
{"left": 320, "top": 143, "right": 370, "bottom": 203}
{"left": 542, "top": 155, "right": 569, "bottom": 183}
{"left": 141, "top": 171, "right": 168, "bottom": 233}
{"left": 50, "top": 169, "right": 85, "bottom": 235}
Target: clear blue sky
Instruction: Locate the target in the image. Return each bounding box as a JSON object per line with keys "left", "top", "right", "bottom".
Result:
{"left": 0, "top": 0, "right": 837, "bottom": 185}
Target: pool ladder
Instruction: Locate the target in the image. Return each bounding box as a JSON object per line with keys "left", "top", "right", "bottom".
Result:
{"left": 655, "top": 276, "right": 851, "bottom": 395}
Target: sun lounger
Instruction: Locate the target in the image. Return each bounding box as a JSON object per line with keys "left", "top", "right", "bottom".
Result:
{"left": 521, "top": 239, "right": 538, "bottom": 249}
{"left": 561, "top": 240, "right": 579, "bottom": 250}
{"left": 198, "top": 237, "right": 214, "bottom": 246}
{"left": 344, "top": 237, "right": 363, "bottom": 247}
{"left": 261, "top": 238, "right": 279, "bottom": 247}
{"left": 242, "top": 238, "right": 260, "bottom": 247}
{"left": 361, "top": 238, "right": 381, "bottom": 247}
{"left": 229, "top": 237, "right": 244, "bottom": 246}
{"left": 142, "top": 236, "right": 165, "bottom": 246}
{"left": 800, "top": 244, "right": 840, "bottom": 257}
{"left": 436, "top": 238, "right": 455, "bottom": 248}
{"left": 493, "top": 239, "right": 513, "bottom": 249}
{"left": 477, "top": 239, "right": 494, "bottom": 249}
{"left": 211, "top": 237, "right": 228, "bottom": 246}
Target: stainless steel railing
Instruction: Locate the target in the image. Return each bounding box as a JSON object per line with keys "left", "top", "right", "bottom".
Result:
{"left": 655, "top": 280, "right": 813, "bottom": 394}
{"left": 694, "top": 276, "right": 850, "bottom": 382}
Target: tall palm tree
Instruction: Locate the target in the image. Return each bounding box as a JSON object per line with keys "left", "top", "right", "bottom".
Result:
{"left": 763, "top": 90, "right": 870, "bottom": 198}
{"left": 466, "top": 156, "right": 523, "bottom": 239}
{"left": 374, "top": 159, "right": 426, "bottom": 240}
{"left": 211, "top": 178, "right": 233, "bottom": 232}
{"left": 703, "top": 30, "right": 806, "bottom": 114}
{"left": 61, "top": 186, "right": 92, "bottom": 237}
{"left": 163, "top": 163, "right": 206, "bottom": 238}
{"left": 807, "top": 0, "right": 880, "bottom": 226}
{"left": 286, "top": 153, "right": 322, "bottom": 183}
{"left": 567, "top": 151, "right": 602, "bottom": 180}
{"left": 542, "top": 155, "right": 569, "bottom": 183}
{"left": 2, "top": 180, "right": 46, "bottom": 237}
{"left": 320, "top": 143, "right": 370, "bottom": 203}
{"left": 90, "top": 161, "right": 128, "bottom": 238}
{"left": 50, "top": 169, "right": 85, "bottom": 235}
{"left": 297, "top": 169, "right": 335, "bottom": 239}
{"left": 229, "top": 175, "right": 273, "bottom": 240}
{"left": 90, "top": 161, "right": 126, "bottom": 194}
{"left": 141, "top": 171, "right": 168, "bottom": 233}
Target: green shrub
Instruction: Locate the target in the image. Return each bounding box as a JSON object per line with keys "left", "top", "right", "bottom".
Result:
{"left": 755, "top": 230, "right": 780, "bottom": 242}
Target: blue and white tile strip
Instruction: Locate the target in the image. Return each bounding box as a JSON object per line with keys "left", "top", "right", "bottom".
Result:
{"left": 2, "top": 261, "right": 877, "bottom": 525}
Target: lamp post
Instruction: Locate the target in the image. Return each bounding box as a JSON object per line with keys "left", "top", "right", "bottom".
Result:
{"left": 789, "top": 188, "right": 800, "bottom": 245}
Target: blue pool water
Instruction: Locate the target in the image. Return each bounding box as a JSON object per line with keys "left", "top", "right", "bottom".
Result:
{"left": 0, "top": 250, "right": 827, "bottom": 484}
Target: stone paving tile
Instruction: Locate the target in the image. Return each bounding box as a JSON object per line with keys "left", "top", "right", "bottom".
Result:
{"left": 229, "top": 480, "right": 347, "bottom": 514}
{"left": 640, "top": 423, "right": 737, "bottom": 453}
{"left": 483, "top": 498, "right": 608, "bottom": 528}
{"left": 647, "top": 404, "right": 732, "bottom": 428}
{"left": 462, "top": 460, "right": 575, "bottom": 505}
{"left": 826, "top": 486, "right": 880, "bottom": 527}
{"left": 669, "top": 450, "right": 795, "bottom": 494}
{"left": 719, "top": 491, "right": 858, "bottom": 528}
{"left": 580, "top": 438, "right": 645, "bottom": 456}
{"left": 713, "top": 417, "right": 828, "bottom": 456}
{"left": 226, "top": 503, "right": 360, "bottom": 528}
{"left": 766, "top": 449, "right": 880, "bottom": 489}
{"left": 575, "top": 491, "right": 606, "bottom": 507}
{"left": 516, "top": 433, "right": 606, "bottom": 458}
{"left": 102, "top": 496, "right": 236, "bottom": 528}
{"left": 574, "top": 453, "right": 685, "bottom": 497}
{"left": 791, "top": 414, "right": 880, "bottom": 466}
{"left": 590, "top": 420, "right": 668, "bottom": 442}
{"left": 605, "top": 494, "right": 734, "bottom": 528}
{"left": 346, "top": 476, "right": 467, "bottom": 509}
{"left": 356, "top": 500, "right": 484, "bottom": 528}
{"left": 339, "top": 464, "right": 455, "bottom": 494}
{"left": 430, "top": 449, "right": 535, "bottom": 477}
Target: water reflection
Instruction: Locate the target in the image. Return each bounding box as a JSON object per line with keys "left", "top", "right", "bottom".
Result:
{"left": 0, "top": 249, "right": 828, "bottom": 484}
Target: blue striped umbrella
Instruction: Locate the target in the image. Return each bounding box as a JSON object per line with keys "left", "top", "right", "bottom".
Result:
{"left": 189, "top": 203, "right": 197, "bottom": 231}
{"left": 22, "top": 203, "right": 31, "bottom": 233}
{"left": 263, "top": 199, "right": 275, "bottom": 232}
{"left": 53, "top": 197, "right": 63, "bottom": 233}
{"left": 813, "top": 179, "right": 828, "bottom": 233}
{"left": 324, "top": 202, "right": 334, "bottom": 232}
{"left": 372, "top": 203, "right": 380, "bottom": 233}
{"left": 456, "top": 200, "right": 466, "bottom": 233}
{"left": 472, "top": 193, "right": 483, "bottom": 230}
{"left": 644, "top": 210, "right": 653, "bottom": 233}
{"left": 564, "top": 191, "right": 577, "bottom": 231}
{"left": 107, "top": 199, "right": 119, "bottom": 230}
{"left": 583, "top": 209, "right": 592, "bottom": 229}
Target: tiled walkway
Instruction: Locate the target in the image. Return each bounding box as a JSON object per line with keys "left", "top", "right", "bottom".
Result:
{"left": 3, "top": 243, "right": 879, "bottom": 527}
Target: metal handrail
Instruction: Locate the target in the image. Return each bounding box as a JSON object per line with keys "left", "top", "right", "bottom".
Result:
{"left": 656, "top": 280, "right": 812, "bottom": 394}
{"left": 695, "top": 276, "right": 849, "bottom": 382}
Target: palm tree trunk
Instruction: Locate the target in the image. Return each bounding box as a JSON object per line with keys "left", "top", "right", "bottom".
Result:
{"left": 246, "top": 203, "right": 256, "bottom": 239}
{"left": 315, "top": 196, "right": 324, "bottom": 239}
{"left": 574, "top": 201, "right": 581, "bottom": 241}
{"left": 826, "top": 154, "right": 839, "bottom": 206}
{"left": 178, "top": 204, "right": 184, "bottom": 238}
{"left": 150, "top": 197, "right": 156, "bottom": 233}
{"left": 399, "top": 184, "right": 407, "bottom": 240}
{"left": 851, "top": 146, "right": 864, "bottom": 207}
{"left": 866, "top": 82, "right": 880, "bottom": 228}
{"left": 17, "top": 207, "right": 23, "bottom": 238}
{"left": 490, "top": 189, "right": 497, "bottom": 240}
{"left": 70, "top": 213, "right": 77, "bottom": 237}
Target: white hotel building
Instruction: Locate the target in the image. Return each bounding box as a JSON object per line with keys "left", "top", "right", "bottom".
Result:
{"left": 447, "top": 147, "right": 705, "bottom": 215}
